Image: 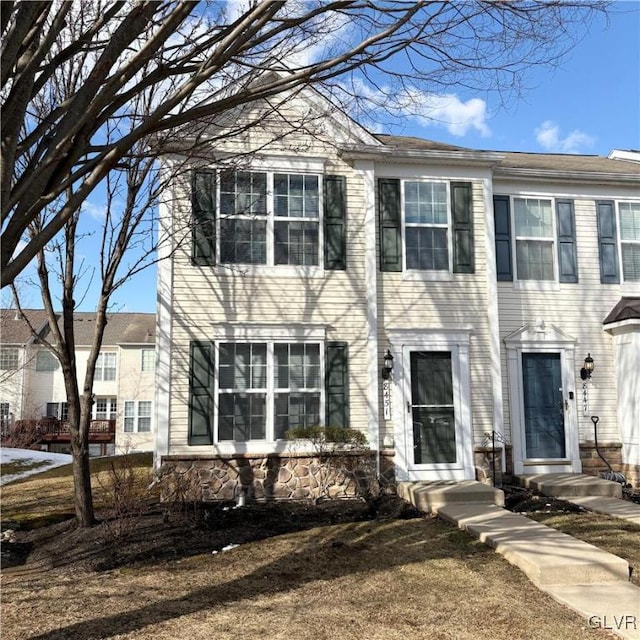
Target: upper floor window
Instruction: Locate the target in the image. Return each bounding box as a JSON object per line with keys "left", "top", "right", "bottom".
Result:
{"left": 192, "top": 169, "right": 346, "bottom": 271}
{"left": 0, "top": 347, "right": 19, "bottom": 370}
{"left": 141, "top": 349, "right": 155, "bottom": 373}
{"left": 379, "top": 178, "right": 473, "bottom": 275}
{"left": 619, "top": 202, "right": 640, "bottom": 281}
{"left": 493, "top": 195, "right": 577, "bottom": 284}
{"left": 95, "top": 352, "right": 116, "bottom": 381}
{"left": 513, "top": 198, "right": 555, "bottom": 281}
{"left": 36, "top": 350, "right": 59, "bottom": 372}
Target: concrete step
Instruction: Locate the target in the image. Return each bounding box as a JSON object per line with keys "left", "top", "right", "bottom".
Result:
{"left": 438, "top": 503, "right": 630, "bottom": 587}
{"left": 561, "top": 496, "right": 640, "bottom": 526}
{"left": 517, "top": 473, "right": 623, "bottom": 498}
{"left": 396, "top": 480, "right": 504, "bottom": 513}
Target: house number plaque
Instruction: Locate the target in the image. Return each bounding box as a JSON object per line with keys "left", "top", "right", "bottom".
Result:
{"left": 382, "top": 380, "right": 391, "bottom": 420}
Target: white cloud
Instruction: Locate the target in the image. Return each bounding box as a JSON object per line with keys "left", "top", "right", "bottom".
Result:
{"left": 413, "top": 93, "right": 490, "bottom": 137}
{"left": 535, "top": 120, "right": 595, "bottom": 154}
{"left": 81, "top": 200, "right": 107, "bottom": 220}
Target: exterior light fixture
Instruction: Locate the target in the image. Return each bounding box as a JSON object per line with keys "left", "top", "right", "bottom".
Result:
{"left": 381, "top": 350, "right": 394, "bottom": 380}
{"left": 580, "top": 353, "right": 594, "bottom": 380}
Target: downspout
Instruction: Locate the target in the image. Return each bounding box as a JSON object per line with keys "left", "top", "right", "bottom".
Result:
{"left": 357, "top": 159, "right": 381, "bottom": 481}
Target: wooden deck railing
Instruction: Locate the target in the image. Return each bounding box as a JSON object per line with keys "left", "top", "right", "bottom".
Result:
{"left": 6, "top": 418, "right": 116, "bottom": 443}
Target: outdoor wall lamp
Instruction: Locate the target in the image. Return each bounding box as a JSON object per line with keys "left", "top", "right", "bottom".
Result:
{"left": 381, "top": 350, "right": 394, "bottom": 380}
{"left": 580, "top": 353, "right": 595, "bottom": 380}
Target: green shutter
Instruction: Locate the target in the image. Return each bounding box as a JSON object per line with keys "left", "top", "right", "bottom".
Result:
{"left": 493, "top": 195, "right": 512, "bottom": 281}
{"left": 555, "top": 199, "right": 578, "bottom": 283}
{"left": 596, "top": 200, "right": 620, "bottom": 284}
{"left": 325, "top": 342, "right": 349, "bottom": 428}
{"left": 451, "top": 182, "right": 474, "bottom": 274}
{"left": 378, "top": 178, "right": 402, "bottom": 271}
{"left": 323, "top": 175, "right": 346, "bottom": 270}
{"left": 189, "top": 341, "right": 214, "bottom": 445}
{"left": 192, "top": 169, "right": 216, "bottom": 266}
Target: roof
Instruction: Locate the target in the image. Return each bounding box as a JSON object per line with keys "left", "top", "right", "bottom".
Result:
{"left": 367, "top": 134, "right": 640, "bottom": 181}
{"left": 0, "top": 309, "right": 51, "bottom": 345}
{"left": 0, "top": 309, "right": 155, "bottom": 346}
{"left": 603, "top": 298, "right": 640, "bottom": 325}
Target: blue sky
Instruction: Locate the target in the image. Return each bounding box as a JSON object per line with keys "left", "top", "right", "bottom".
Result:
{"left": 14, "top": 2, "right": 639, "bottom": 316}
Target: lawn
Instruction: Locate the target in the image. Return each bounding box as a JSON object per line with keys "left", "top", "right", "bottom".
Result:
{"left": 0, "top": 456, "right": 623, "bottom": 640}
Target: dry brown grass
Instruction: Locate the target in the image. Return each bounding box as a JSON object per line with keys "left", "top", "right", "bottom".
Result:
{"left": 527, "top": 511, "right": 640, "bottom": 586}
{"left": 2, "top": 516, "right": 606, "bottom": 640}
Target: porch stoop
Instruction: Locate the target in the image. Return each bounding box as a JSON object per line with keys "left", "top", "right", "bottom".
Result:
{"left": 516, "top": 473, "right": 623, "bottom": 498}
{"left": 396, "top": 480, "right": 504, "bottom": 513}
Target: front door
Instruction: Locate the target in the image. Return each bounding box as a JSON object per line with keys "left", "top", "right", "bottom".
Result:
{"left": 410, "top": 351, "right": 457, "bottom": 465}
{"left": 522, "top": 353, "right": 566, "bottom": 460}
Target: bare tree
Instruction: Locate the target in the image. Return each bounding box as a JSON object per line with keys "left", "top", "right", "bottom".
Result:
{"left": 2, "top": 0, "right": 608, "bottom": 287}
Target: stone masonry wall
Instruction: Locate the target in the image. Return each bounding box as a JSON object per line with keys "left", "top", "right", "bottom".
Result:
{"left": 160, "top": 451, "right": 396, "bottom": 502}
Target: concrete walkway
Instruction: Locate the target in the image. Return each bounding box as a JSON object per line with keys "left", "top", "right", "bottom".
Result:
{"left": 398, "top": 480, "right": 640, "bottom": 640}
{"left": 563, "top": 496, "right": 640, "bottom": 526}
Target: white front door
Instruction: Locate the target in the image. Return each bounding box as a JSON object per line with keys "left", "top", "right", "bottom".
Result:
{"left": 390, "top": 330, "right": 474, "bottom": 482}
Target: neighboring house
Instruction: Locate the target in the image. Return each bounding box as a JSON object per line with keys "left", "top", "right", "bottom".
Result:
{"left": 155, "top": 82, "right": 640, "bottom": 499}
{"left": 0, "top": 310, "right": 156, "bottom": 455}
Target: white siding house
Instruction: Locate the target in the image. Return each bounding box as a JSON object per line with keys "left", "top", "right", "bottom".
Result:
{"left": 155, "top": 86, "right": 640, "bottom": 497}
{"left": 0, "top": 310, "right": 156, "bottom": 455}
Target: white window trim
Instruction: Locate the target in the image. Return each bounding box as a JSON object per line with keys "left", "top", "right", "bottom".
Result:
{"left": 141, "top": 349, "right": 155, "bottom": 373}
{"left": 212, "top": 169, "right": 325, "bottom": 276}
{"left": 206, "top": 324, "right": 327, "bottom": 454}
{"left": 92, "top": 397, "right": 117, "bottom": 421}
{"left": 617, "top": 199, "right": 640, "bottom": 289}
{"left": 0, "top": 347, "right": 20, "bottom": 370}
{"left": 511, "top": 195, "right": 559, "bottom": 286}
{"left": 400, "top": 178, "right": 453, "bottom": 279}
{"left": 124, "top": 400, "right": 153, "bottom": 433}
{"left": 95, "top": 352, "right": 117, "bottom": 382}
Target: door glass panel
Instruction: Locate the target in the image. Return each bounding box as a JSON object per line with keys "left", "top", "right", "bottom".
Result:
{"left": 410, "top": 352, "right": 456, "bottom": 464}
{"left": 522, "top": 353, "right": 565, "bottom": 458}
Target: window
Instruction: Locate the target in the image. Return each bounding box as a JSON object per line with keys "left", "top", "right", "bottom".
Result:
{"left": 93, "top": 397, "right": 117, "bottom": 420}
{"left": 193, "top": 169, "right": 339, "bottom": 270}
{"left": 514, "top": 198, "right": 555, "bottom": 281}
{"left": 379, "top": 179, "right": 473, "bottom": 274}
{"left": 124, "top": 400, "right": 153, "bottom": 433}
{"left": 95, "top": 352, "right": 116, "bottom": 381}
{"left": 0, "top": 347, "right": 19, "bottom": 370}
{"left": 493, "top": 195, "right": 578, "bottom": 284}
{"left": 274, "top": 343, "right": 321, "bottom": 439}
{"left": 46, "top": 402, "right": 68, "bottom": 420}
{"left": 0, "top": 403, "right": 11, "bottom": 435}
{"left": 36, "top": 350, "right": 59, "bottom": 372}
{"left": 619, "top": 202, "right": 640, "bottom": 281}
{"left": 404, "top": 181, "right": 449, "bottom": 270}
{"left": 141, "top": 349, "right": 155, "bottom": 373}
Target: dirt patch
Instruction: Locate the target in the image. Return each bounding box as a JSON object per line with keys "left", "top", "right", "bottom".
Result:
{"left": 1, "top": 495, "right": 421, "bottom": 573}
{"left": 502, "top": 485, "right": 585, "bottom": 515}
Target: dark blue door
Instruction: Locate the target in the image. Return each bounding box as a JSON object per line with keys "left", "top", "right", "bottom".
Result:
{"left": 522, "top": 353, "right": 565, "bottom": 459}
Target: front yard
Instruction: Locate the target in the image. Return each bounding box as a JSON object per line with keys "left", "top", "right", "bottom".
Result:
{"left": 1, "top": 454, "right": 633, "bottom": 639}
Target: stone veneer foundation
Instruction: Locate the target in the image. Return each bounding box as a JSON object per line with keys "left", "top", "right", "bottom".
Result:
{"left": 160, "top": 450, "right": 396, "bottom": 502}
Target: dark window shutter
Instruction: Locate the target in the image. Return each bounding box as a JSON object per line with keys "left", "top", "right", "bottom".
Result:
{"left": 378, "top": 178, "right": 402, "bottom": 272}
{"left": 325, "top": 342, "right": 349, "bottom": 428}
{"left": 323, "top": 175, "right": 346, "bottom": 270}
{"left": 192, "top": 170, "right": 216, "bottom": 266}
{"left": 451, "top": 182, "right": 474, "bottom": 274}
{"left": 596, "top": 200, "right": 620, "bottom": 284}
{"left": 493, "top": 195, "right": 513, "bottom": 281}
{"left": 189, "top": 341, "right": 214, "bottom": 445}
{"left": 555, "top": 199, "right": 578, "bottom": 283}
